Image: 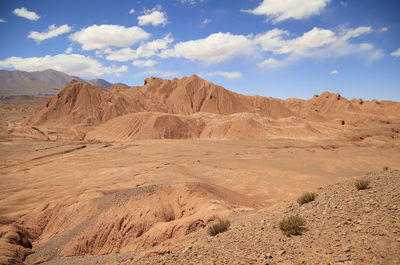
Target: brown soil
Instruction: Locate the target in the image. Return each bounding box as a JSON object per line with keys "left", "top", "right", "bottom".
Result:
{"left": 133, "top": 170, "right": 400, "bottom": 265}
{"left": 0, "top": 76, "right": 399, "bottom": 264}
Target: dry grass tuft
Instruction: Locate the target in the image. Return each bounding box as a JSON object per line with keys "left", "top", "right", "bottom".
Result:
{"left": 279, "top": 214, "right": 306, "bottom": 236}
{"left": 208, "top": 219, "right": 230, "bottom": 236}
{"left": 297, "top": 192, "right": 317, "bottom": 205}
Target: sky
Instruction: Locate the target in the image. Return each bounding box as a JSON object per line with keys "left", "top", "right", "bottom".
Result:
{"left": 0, "top": 0, "right": 399, "bottom": 101}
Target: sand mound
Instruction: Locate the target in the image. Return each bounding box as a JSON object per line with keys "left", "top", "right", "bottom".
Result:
{"left": 86, "top": 112, "right": 204, "bottom": 141}
{"left": 85, "top": 112, "right": 326, "bottom": 141}
{"left": 20, "top": 183, "right": 257, "bottom": 264}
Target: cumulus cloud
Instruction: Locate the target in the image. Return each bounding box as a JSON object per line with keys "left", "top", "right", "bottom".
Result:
{"left": 69, "top": 24, "right": 150, "bottom": 50}
{"left": 329, "top": 70, "right": 338, "bottom": 75}
{"left": 242, "top": 0, "right": 331, "bottom": 23}
{"left": 129, "top": 8, "right": 135, "bottom": 14}
{"left": 255, "top": 26, "right": 380, "bottom": 68}
{"left": 0, "top": 19, "right": 6, "bottom": 23}
{"left": 340, "top": 1, "right": 348, "bottom": 6}
{"left": 380, "top": 27, "right": 388, "bottom": 32}
{"left": 205, "top": 71, "right": 242, "bottom": 79}
{"left": 28, "top": 24, "right": 72, "bottom": 44}
{"left": 137, "top": 6, "right": 167, "bottom": 27}
{"left": 64, "top": 47, "right": 73, "bottom": 54}
{"left": 132, "top": 59, "right": 158, "bottom": 68}
{"left": 160, "top": 32, "right": 253, "bottom": 64}
{"left": 0, "top": 54, "right": 127, "bottom": 77}
{"left": 390, "top": 48, "right": 400, "bottom": 57}
{"left": 13, "top": 7, "right": 40, "bottom": 21}
{"left": 105, "top": 33, "right": 173, "bottom": 61}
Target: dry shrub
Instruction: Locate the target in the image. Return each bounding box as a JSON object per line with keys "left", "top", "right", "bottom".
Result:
{"left": 297, "top": 192, "right": 317, "bottom": 205}
{"left": 279, "top": 215, "right": 306, "bottom": 236}
{"left": 383, "top": 166, "right": 389, "bottom": 171}
{"left": 208, "top": 219, "right": 230, "bottom": 236}
{"left": 355, "top": 179, "right": 370, "bottom": 190}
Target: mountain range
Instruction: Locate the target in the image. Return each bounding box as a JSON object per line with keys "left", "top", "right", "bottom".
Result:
{"left": 0, "top": 69, "right": 115, "bottom": 96}
{"left": 9, "top": 75, "right": 398, "bottom": 142}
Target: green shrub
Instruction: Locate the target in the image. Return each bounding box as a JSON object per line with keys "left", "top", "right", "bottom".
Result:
{"left": 279, "top": 214, "right": 306, "bottom": 236}
{"left": 355, "top": 179, "right": 370, "bottom": 190}
{"left": 297, "top": 192, "right": 317, "bottom": 205}
{"left": 383, "top": 166, "right": 389, "bottom": 171}
{"left": 208, "top": 219, "right": 230, "bottom": 236}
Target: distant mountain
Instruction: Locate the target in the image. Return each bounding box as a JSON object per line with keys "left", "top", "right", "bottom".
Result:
{"left": 72, "top": 77, "right": 112, "bottom": 88}
{"left": 0, "top": 69, "right": 113, "bottom": 96}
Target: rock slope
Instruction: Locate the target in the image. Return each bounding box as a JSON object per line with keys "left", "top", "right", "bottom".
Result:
{"left": 18, "top": 75, "right": 400, "bottom": 141}
{"left": 130, "top": 170, "right": 400, "bottom": 265}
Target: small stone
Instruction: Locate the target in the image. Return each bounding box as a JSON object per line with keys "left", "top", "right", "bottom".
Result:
{"left": 264, "top": 253, "right": 272, "bottom": 259}
{"left": 278, "top": 250, "right": 286, "bottom": 256}
{"left": 397, "top": 238, "right": 400, "bottom": 242}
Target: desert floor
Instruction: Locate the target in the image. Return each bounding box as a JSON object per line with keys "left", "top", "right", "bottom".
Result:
{"left": 1, "top": 99, "right": 400, "bottom": 264}
{"left": 1, "top": 138, "right": 399, "bottom": 221}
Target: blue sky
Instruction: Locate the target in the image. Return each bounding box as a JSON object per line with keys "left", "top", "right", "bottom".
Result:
{"left": 0, "top": 0, "right": 399, "bottom": 101}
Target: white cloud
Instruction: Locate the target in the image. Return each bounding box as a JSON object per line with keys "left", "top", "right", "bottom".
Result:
{"left": 69, "top": 24, "right": 150, "bottom": 50}
{"left": 258, "top": 58, "right": 281, "bottom": 67}
{"left": 380, "top": 27, "right": 388, "bottom": 32}
{"left": 160, "top": 32, "right": 253, "bottom": 64}
{"left": 254, "top": 28, "right": 290, "bottom": 52}
{"left": 13, "top": 7, "right": 40, "bottom": 21}
{"left": 367, "top": 50, "right": 384, "bottom": 63}
{"left": 242, "top": 0, "right": 331, "bottom": 23}
{"left": 340, "top": 26, "right": 372, "bottom": 40}
{"left": 0, "top": 54, "right": 127, "bottom": 77}
{"left": 180, "top": 0, "right": 205, "bottom": 5}
{"left": 0, "top": 19, "right": 6, "bottom": 23}
{"left": 129, "top": 8, "right": 135, "bottom": 14}
{"left": 205, "top": 71, "right": 242, "bottom": 79}
{"left": 390, "top": 48, "right": 400, "bottom": 57}
{"left": 28, "top": 24, "right": 72, "bottom": 44}
{"left": 202, "top": 18, "right": 212, "bottom": 25}
{"left": 255, "top": 26, "right": 380, "bottom": 68}
{"left": 255, "top": 27, "right": 336, "bottom": 55}
{"left": 142, "top": 70, "right": 178, "bottom": 78}
{"left": 64, "top": 47, "right": 73, "bottom": 54}
{"left": 340, "top": 1, "right": 348, "bottom": 6}
{"left": 132, "top": 59, "right": 158, "bottom": 68}
{"left": 329, "top": 70, "right": 338, "bottom": 75}
{"left": 137, "top": 6, "right": 167, "bottom": 27}
{"left": 105, "top": 33, "right": 173, "bottom": 61}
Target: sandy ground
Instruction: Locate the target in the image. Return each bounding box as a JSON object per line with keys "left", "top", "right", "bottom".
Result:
{"left": 0, "top": 91, "right": 399, "bottom": 264}
{"left": 0, "top": 137, "right": 399, "bottom": 263}
{"left": 1, "top": 139, "right": 399, "bottom": 218}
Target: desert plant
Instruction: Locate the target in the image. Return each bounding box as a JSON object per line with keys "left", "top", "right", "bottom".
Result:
{"left": 355, "top": 179, "right": 370, "bottom": 190}
{"left": 279, "top": 214, "right": 306, "bottom": 236}
{"left": 297, "top": 192, "right": 317, "bottom": 205}
{"left": 383, "top": 166, "right": 389, "bottom": 171}
{"left": 208, "top": 219, "right": 230, "bottom": 236}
